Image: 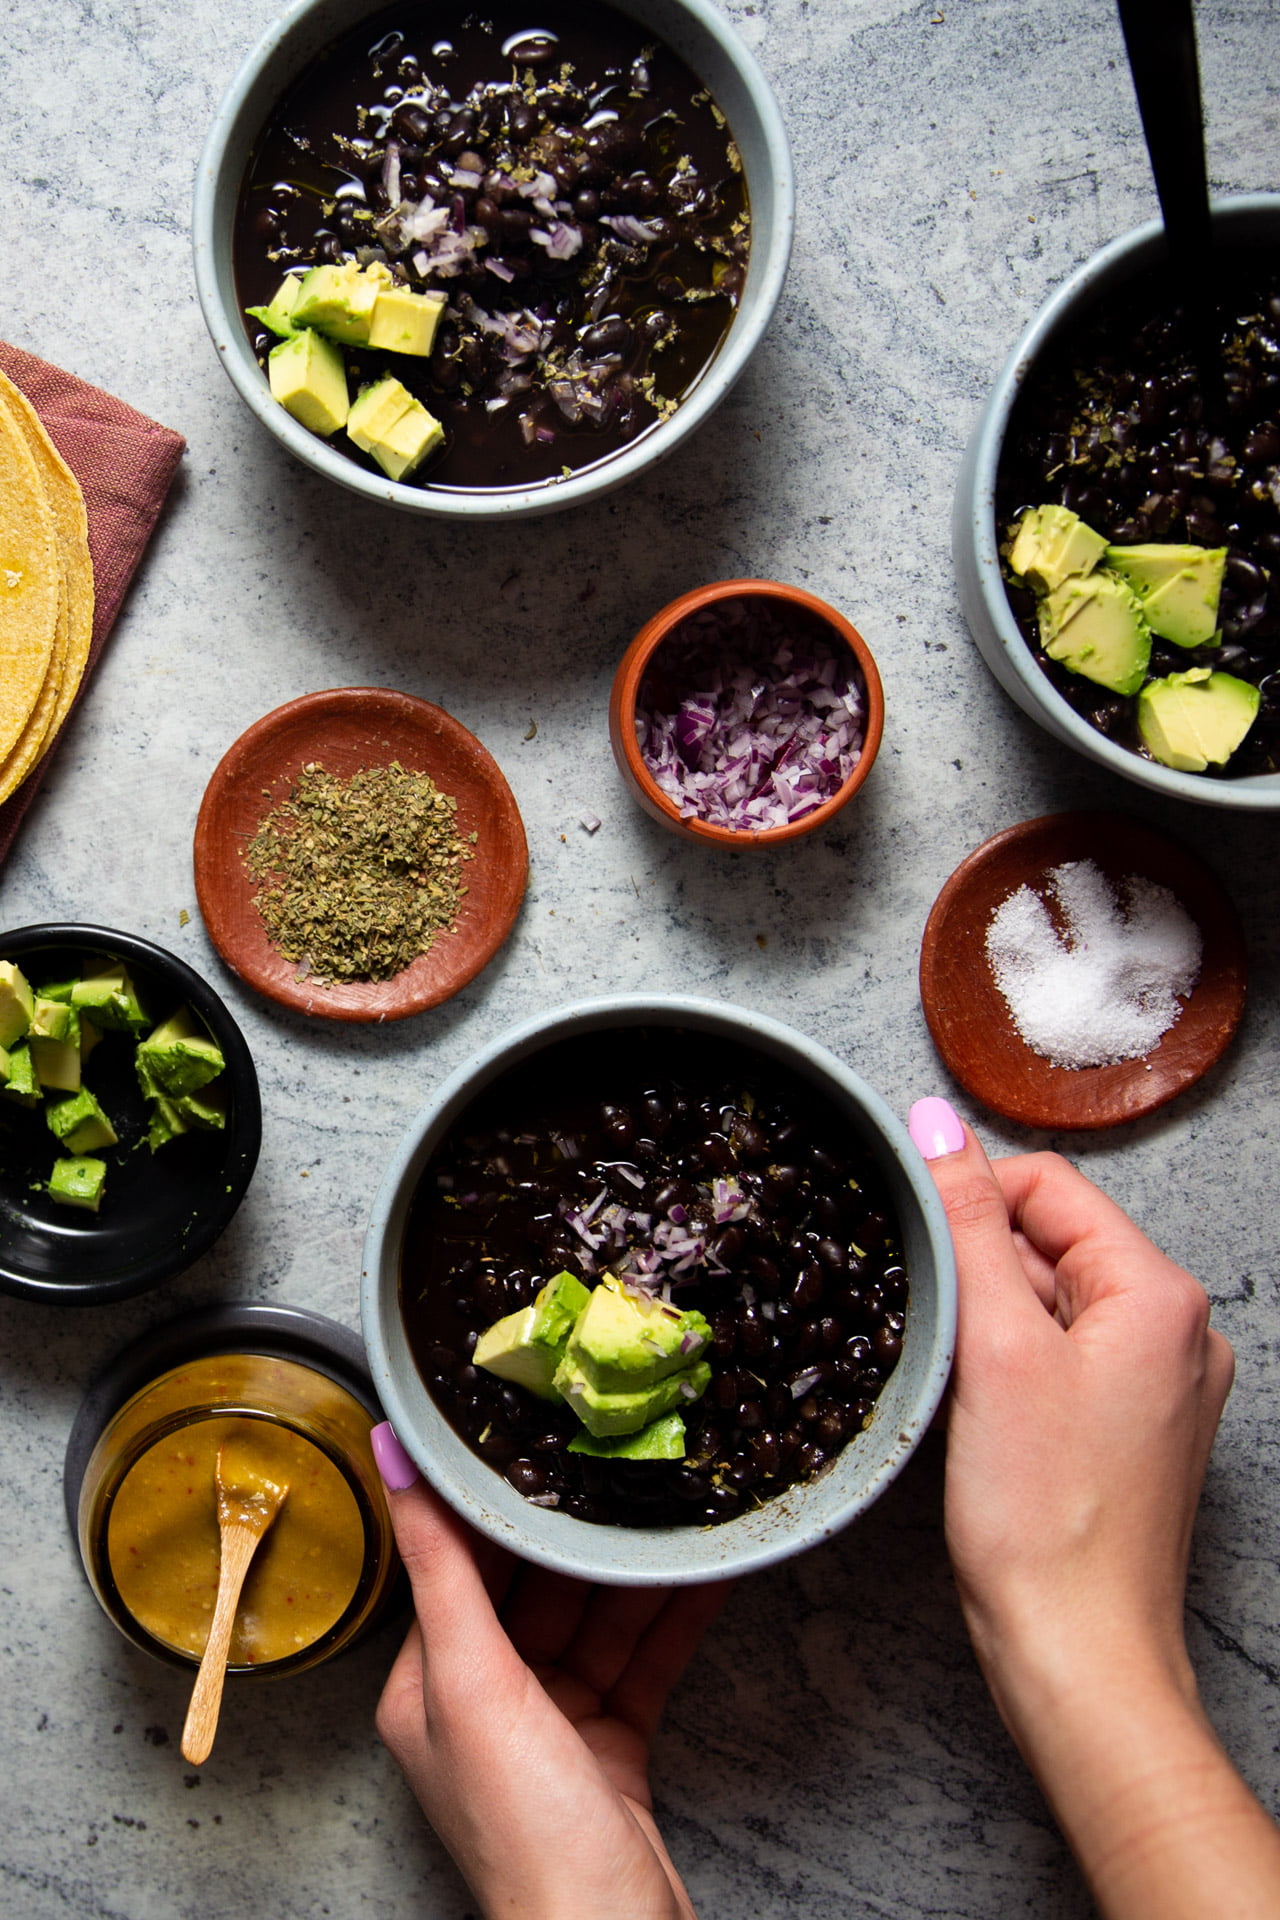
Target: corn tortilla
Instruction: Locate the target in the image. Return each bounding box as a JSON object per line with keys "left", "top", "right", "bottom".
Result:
{"left": 0, "top": 370, "right": 93, "bottom": 803}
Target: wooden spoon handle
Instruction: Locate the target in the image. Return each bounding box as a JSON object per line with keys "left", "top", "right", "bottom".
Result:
{"left": 180, "top": 1523, "right": 263, "bottom": 1765}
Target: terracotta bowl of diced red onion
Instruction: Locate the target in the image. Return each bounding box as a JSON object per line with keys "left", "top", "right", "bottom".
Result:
{"left": 609, "top": 581, "right": 885, "bottom": 845}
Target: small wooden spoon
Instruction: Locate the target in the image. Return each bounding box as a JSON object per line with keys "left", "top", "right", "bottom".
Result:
{"left": 181, "top": 1438, "right": 288, "bottom": 1765}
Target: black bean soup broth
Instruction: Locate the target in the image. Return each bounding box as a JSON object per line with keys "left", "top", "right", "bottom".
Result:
{"left": 399, "top": 1030, "right": 909, "bottom": 1530}
{"left": 235, "top": 3, "right": 749, "bottom": 490}
{"left": 997, "top": 252, "right": 1280, "bottom": 774}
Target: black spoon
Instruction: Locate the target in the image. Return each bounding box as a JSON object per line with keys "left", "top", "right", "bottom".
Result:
{"left": 1115, "top": 0, "right": 1219, "bottom": 401}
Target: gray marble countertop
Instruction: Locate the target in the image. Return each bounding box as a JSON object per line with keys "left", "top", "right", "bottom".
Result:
{"left": 2, "top": 1, "right": 1278, "bottom": 1914}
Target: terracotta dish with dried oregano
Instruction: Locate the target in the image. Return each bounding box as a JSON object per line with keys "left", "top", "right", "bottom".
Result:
{"left": 194, "top": 688, "right": 528, "bottom": 1022}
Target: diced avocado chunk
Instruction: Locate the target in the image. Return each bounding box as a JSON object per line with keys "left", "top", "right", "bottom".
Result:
{"left": 2, "top": 1041, "right": 39, "bottom": 1105}
{"left": 0, "top": 961, "right": 34, "bottom": 1050}
{"left": 1008, "top": 505, "right": 1108, "bottom": 593}
{"left": 561, "top": 1275, "right": 711, "bottom": 1395}
{"left": 48, "top": 1155, "right": 107, "bottom": 1213}
{"left": 31, "top": 996, "right": 74, "bottom": 1043}
{"left": 38, "top": 979, "right": 76, "bottom": 1004}
{"left": 347, "top": 377, "right": 444, "bottom": 481}
{"left": 136, "top": 1004, "right": 225, "bottom": 1096}
{"left": 1104, "top": 542, "right": 1226, "bottom": 649}
{"left": 567, "top": 1411, "right": 687, "bottom": 1460}
{"left": 268, "top": 328, "right": 350, "bottom": 437}
{"left": 552, "top": 1356, "right": 712, "bottom": 1439}
{"left": 291, "top": 260, "right": 391, "bottom": 346}
{"left": 173, "top": 1078, "right": 228, "bottom": 1131}
{"left": 367, "top": 285, "right": 447, "bottom": 356}
{"left": 246, "top": 273, "right": 306, "bottom": 339}
{"left": 474, "top": 1270, "right": 593, "bottom": 1401}
{"left": 46, "top": 1085, "right": 118, "bottom": 1154}
{"left": 1039, "top": 569, "right": 1152, "bottom": 696}
{"left": 30, "top": 1033, "right": 81, "bottom": 1094}
{"left": 145, "top": 1091, "right": 190, "bottom": 1151}
{"left": 1137, "top": 668, "right": 1261, "bottom": 772}
{"left": 70, "top": 964, "right": 148, "bottom": 1034}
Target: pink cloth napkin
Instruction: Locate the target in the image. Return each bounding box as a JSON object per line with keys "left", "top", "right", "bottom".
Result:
{"left": 0, "top": 342, "right": 185, "bottom": 868}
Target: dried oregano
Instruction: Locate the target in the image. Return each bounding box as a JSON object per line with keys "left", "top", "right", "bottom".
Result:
{"left": 245, "top": 761, "right": 475, "bottom": 984}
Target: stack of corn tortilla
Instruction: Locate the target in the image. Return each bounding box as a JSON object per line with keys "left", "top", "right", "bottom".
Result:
{"left": 0, "top": 368, "right": 94, "bottom": 807}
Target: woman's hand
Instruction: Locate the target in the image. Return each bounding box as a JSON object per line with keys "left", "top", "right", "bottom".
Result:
{"left": 909, "top": 1098, "right": 1280, "bottom": 1919}
{"left": 371, "top": 1426, "right": 724, "bottom": 1920}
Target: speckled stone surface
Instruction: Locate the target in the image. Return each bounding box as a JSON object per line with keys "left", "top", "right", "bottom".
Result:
{"left": 1, "top": 1, "right": 1278, "bottom": 1914}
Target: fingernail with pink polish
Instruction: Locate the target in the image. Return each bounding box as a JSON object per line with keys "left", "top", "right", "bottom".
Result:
{"left": 908, "top": 1096, "right": 966, "bottom": 1161}
{"left": 371, "top": 1421, "right": 420, "bottom": 1492}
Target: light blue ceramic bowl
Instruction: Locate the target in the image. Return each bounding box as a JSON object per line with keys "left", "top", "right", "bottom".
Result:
{"left": 952, "top": 194, "right": 1280, "bottom": 811}
{"left": 361, "top": 995, "right": 956, "bottom": 1586}
{"left": 193, "top": 0, "right": 794, "bottom": 521}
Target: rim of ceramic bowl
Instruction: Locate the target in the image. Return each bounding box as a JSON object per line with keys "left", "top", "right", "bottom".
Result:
{"left": 608, "top": 579, "right": 886, "bottom": 845}
{"left": 0, "top": 924, "right": 262, "bottom": 1304}
{"left": 952, "top": 192, "right": 1280, "bottom": 811}
{"left": 192, "top": 0, "right": 795, "bottom": 522}
{"left": 360, "top": 994, "right": 957, "bottom": 1586}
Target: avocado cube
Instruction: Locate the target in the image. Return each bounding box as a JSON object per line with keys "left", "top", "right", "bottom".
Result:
{"left": 1137, "top": 668, "right": 1261, "bottom": 773}
{"left": 1105, "top": 542, "right": 1226, "bottom": 649}
{"left": 30, "top": 1033, "right": 81, "bottom": 1093}
{"left": 291, "top": 260, "right": 389, "bottom": 346}
{"left": 553, "top": 1357, "right": 712, "bottom": 1439}
{"left": 246, "top": 273, "right": 305, "bottom": 339}
{"left": 2, "top": 1041, "right": 39, "bottom": 1105}
{"left": 31, "top": 996, "right": 73, "bottom": 1042}
{"left": 71, "top": 964, "right": 149, "bottom": 1034}
{"left": 173, "top": 1078, "right": 227, "bottom": 1131}
{"left": 1009, "top": 505, "right": 1107, "bottom": 593}
{"left": 347, "top": 377, "right": 443, "bottom": 481}
{"left": 567, "top": 1411, "right": 687, "bottom": 1460}
{"left": 367, "top": 285, "right": 447, "bottom": 356}
{"left": 269, "top": 329, "right": 351, "bottom": 437}
{"left": 0, "top": 961, "right": 35, "bottom": 1050}
{"left": 48, "top": 1155, "right": 107, "bottom": 1213}
{"left": 474, "top": 1270, "right": 592, "bottom": 1401}
{"left": 146, "top": 1091, "right": 190, "bottom": 1152}
{"left": 560, "top": 1276, "right": 711, "bottom": 1395}
{"left": 38, "top": 978, "right": 77, "bottom": 1004}
{"left": 136, "top": 1004, "right": 225, "bottom": 1096}
{"left": 1039, "top": 569, "right": 1151, "bottom": 696}
{"left": 46, "top": 1086, "right": 118, "bottom": 1154}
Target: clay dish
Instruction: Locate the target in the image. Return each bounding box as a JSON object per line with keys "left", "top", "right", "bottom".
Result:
{"left": 194, "top": 688, "right": 527, "bottom": 1023}
{"left": 609, "top": 579, "right": 884, "bottom": 847}
{"left": 918, "top": 811, "right": 1246, "bottom": 1130}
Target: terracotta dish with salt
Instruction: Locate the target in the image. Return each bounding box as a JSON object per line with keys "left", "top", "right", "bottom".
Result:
{"left": 918, "top": 812, "right": 1246, "bottom": 1130}
{"left": 194, "top": 688, "right": 527, "bottom": 1023}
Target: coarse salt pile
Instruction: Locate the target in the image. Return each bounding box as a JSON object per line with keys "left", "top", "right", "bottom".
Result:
{"left": 635, "top": 596, "right": 865, "bottom": 832}
{"left": 985, "top": 859, "right": 1203, "bottom": 1068}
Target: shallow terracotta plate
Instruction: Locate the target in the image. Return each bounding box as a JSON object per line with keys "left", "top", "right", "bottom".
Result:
{"left": 918, "top": 812, "right": 1247, "bottom": 1130}
{"left": 194, "top": 688, "right": 527, "bottom": 1022}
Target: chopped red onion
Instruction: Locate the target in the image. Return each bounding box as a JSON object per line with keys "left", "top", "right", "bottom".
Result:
{"left": 790, "top": 1367, "right": 824, "bottom": 1399}
{"left": 635, "top": 597, "right": 866, "bottom": 832}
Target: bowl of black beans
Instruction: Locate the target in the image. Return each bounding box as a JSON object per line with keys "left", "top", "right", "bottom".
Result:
{"left": 954, "top": 195, "right": 1280, "bottom": 808}
{"left": 193, "top": 0, "right": 793, "bottom": 519}
{"left": 361, "top": 995, "right": 956, "bottom": 1586}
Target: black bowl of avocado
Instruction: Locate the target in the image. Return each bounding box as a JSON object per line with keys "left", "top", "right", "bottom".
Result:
{"left": 0, "top": 925, "right": 261, "bottom": 1304}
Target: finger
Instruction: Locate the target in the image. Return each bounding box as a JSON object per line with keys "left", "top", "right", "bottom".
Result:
{"left": 371, "top": 1425, "right": 524, "bottom": 1698}
{"left": 500, "top": 1562, "right": 593, "bottom": 1666}
{"left": 607, "top": 1582, "right": 734, "bottom": 1741}
{"left": 992, "top": 1153, "right": 1211, "bottom": 1330}
{"left": 908, "top": 1100, "right": 1057, "bottom": 1344}
{"left": 375, "top": 1617, "right": 428, "bottom": 1770}
{"left": 557, "top": 1585, "right": 676, "bottom": 1698}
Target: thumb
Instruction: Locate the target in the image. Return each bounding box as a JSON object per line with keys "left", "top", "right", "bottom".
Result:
{"left": 371, "top": 1423, "right": 519, "bottom": 1692}
{"left": 907, "top": 1098, "right": 1052, "bottom": 1351}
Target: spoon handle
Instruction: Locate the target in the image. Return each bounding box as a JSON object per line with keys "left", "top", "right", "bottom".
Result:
{"left": 1115, "top": 0, "right": 1211, "bottom": 267}
{"left": 180, "top": 1522, "right": 263, "bottom": 1765}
